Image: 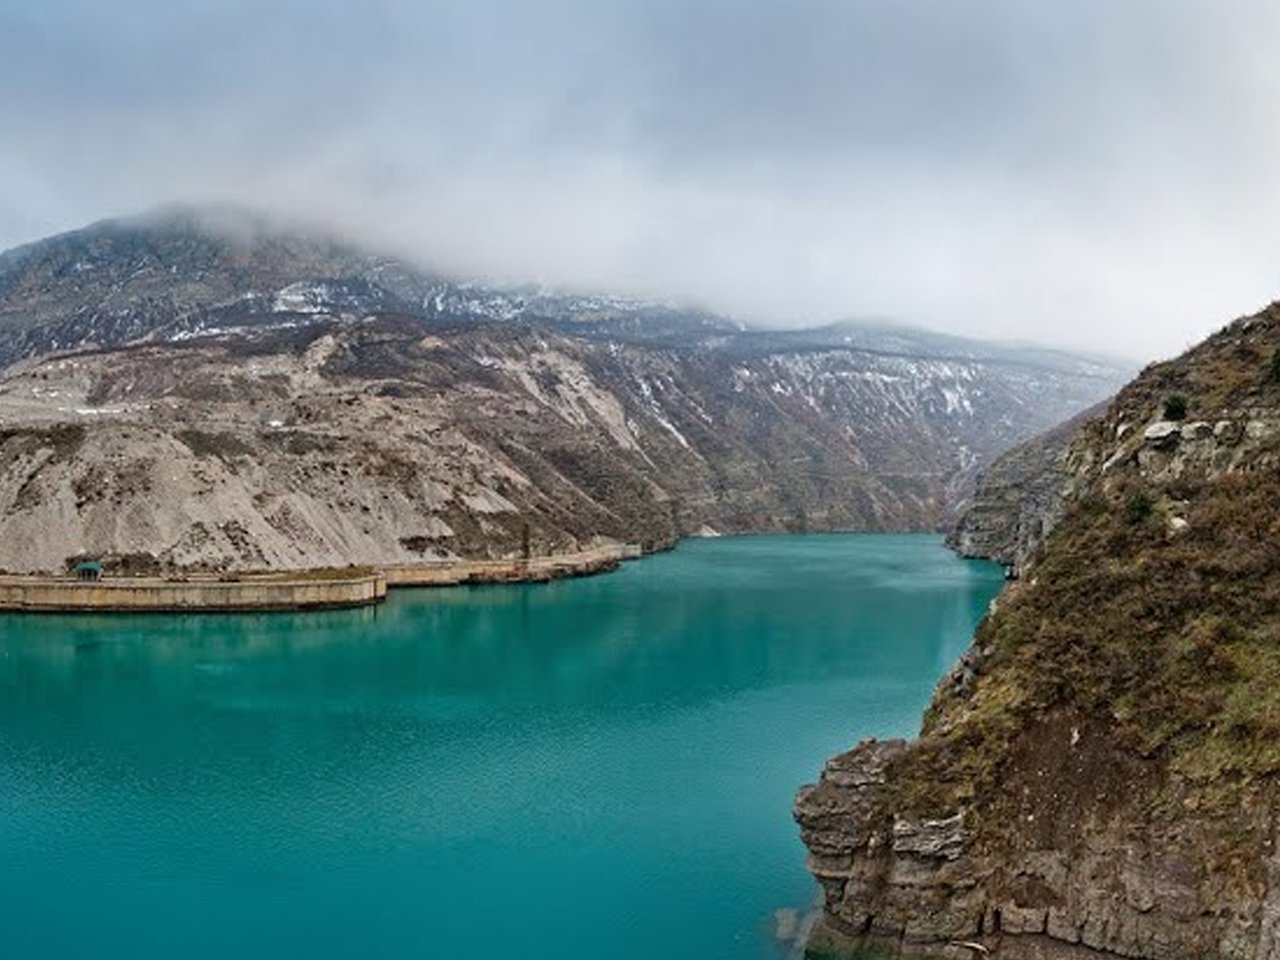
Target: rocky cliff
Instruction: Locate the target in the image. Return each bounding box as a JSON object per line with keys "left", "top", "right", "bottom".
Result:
{"left": 796, "top": 302, "right": 1280, "bottom": 960}
{"left": 946, "top": 404, "right": 1103, "bottom": 573}
{"left": 0, "top": 208, "right": 1125, "bottom": 573}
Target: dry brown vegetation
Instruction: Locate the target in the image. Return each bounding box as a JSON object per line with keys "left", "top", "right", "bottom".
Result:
{"left": 894, "top": 302, "right": 1280, "bottom": 873}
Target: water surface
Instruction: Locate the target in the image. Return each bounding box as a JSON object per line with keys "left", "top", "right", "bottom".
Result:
{"left": 0, "top": 535, "right": 1001, "bottom": 959}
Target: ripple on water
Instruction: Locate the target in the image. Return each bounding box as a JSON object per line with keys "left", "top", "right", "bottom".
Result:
{"left": 0, "top": 534, "right": 1001, "bottom": 960}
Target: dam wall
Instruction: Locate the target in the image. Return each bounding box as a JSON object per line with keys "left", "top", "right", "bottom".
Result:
{"left": 0, "top": 573, "right": 387, "bottom": 613}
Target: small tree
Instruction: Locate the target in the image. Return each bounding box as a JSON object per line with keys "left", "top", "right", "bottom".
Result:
{"left": 1163, "top": 394, "right": 1188, "bottom": 421}
{"left": 1269, "top": 348, "right": 1280, "bottom": 383}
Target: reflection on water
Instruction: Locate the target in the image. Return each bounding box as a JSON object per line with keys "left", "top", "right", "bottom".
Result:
{"left": 0, "top": 534, "right": 1000, "bottom": 960}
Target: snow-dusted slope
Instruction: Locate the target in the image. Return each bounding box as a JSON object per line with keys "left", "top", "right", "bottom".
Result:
{"left": 0, "top": 208, "right": 1129, "bottom": 571}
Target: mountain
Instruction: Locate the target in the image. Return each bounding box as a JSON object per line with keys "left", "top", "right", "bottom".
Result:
{"left": 0, "top": 207, "right": 1126, "bottom": 573}
{"left": 796, "top": 302, "right": 1280, "bottom": 960}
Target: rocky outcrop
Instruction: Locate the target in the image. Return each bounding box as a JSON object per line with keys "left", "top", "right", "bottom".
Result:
{"left": 0, "top": 209, "right": 1125, "bottom": 573}
{"left": 947, "top": 405, "right": 1103, "bottom": 572}
{"left": 798, "top": 302, "right": 1280, "bottom": 960}
{"left": 795, "top": 740, "right": 985, "bottom": 958}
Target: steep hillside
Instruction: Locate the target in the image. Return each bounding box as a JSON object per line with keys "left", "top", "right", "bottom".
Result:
{"left": 796, "top": 303, "right": 1280, "bottom": 960}
{"left": 946, "top": 403, "right": 1103, "bottom": 572}
{"left": 0, "top": 209, "right": 1125, "bottom": 573}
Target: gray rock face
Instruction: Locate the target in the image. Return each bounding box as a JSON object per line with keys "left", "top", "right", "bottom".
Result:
{"left": 946, "top": 405, "right": 1102, "bottom": 572}
{"left": 795, "top": 727, "right": 1279, "bottom": 960}
{"left": 795, "top": 742, "right": 984, "bottom": 953}
{"left": 954, "top": 401, "right": 1280, "bottom": 578}
{"left": 1142, "top": 421, "right": 1182, "bottom": 446}
{"left": 892, "top": 813, "right": 966, "bottom": 860}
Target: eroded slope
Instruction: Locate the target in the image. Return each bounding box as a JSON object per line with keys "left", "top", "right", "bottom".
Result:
{"left": 0, "top": 209, "right": 1125, "bottom": 573}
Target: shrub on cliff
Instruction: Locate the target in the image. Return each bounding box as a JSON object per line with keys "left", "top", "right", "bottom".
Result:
{"left": 1125, "top": 492, "right": 1154, "bottom": 525}
{"left": 1162, "top": 394, "right": 1188, "bottom": 420}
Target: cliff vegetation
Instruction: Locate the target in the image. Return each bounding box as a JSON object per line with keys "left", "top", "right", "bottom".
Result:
{"left": 798, "top": 303, "right": 1280, "bottom": 960}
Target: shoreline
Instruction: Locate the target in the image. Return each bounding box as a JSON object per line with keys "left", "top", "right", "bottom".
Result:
{"left": 381, "top": 543, "right": 640, "bottom": 587}
{"left": 0, "top": 535, "right": 979, "bottom": 616}
{"left": 0, "top": 543, "right": 644, "bottom": 614}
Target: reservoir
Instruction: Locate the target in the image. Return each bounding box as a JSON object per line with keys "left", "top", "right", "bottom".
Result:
{"left": 0, "top": 535, "right": 1001, "bottom": 960}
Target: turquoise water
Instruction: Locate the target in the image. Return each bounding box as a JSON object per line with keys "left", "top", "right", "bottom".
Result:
{"left": 0, "top": 535, "right": 1000, "bottom": 960}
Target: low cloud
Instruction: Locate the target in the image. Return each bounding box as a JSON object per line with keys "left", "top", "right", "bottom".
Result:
{"left": 3, "top": 0, "right": 1280, "bottom": 361}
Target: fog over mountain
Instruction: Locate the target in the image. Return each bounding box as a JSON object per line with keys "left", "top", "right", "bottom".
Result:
{"left": 4, "top": 1, "right": 1280, "bottom": 360}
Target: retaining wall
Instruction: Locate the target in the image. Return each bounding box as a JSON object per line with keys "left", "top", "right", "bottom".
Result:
{"left": 0, "top": 574, "right": 387, "bottom": 613}
{"left": 0, "top": 544, "right": 639, "bottom": 613}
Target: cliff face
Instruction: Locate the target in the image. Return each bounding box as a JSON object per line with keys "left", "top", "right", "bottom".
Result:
{"left": 797, "top": 303, "right": 1280, "bottom": 960}
{"left": 0, "top": 210, "right": 1125, "bottom": 573}
{"left": 946, "top": 405, "right": 1103, "bottom": 573}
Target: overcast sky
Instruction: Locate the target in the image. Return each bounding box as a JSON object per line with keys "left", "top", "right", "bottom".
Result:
{"left": 3, "top": 1, "right": 1280, "bottom": 361}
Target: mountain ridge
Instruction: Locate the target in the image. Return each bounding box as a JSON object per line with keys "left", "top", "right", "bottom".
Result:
{"left": 0, "top": 207, "right": 1127, "bottom": 573}
{"left": 0, "top": 205, "right": 1129, "bottom": 370}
